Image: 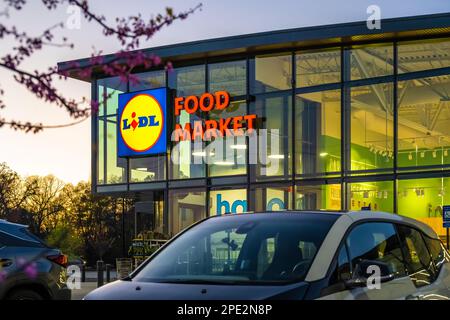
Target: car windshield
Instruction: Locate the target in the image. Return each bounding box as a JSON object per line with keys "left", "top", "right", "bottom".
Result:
{"left": 133, "top": 212, "right": 338, "bottom": 285}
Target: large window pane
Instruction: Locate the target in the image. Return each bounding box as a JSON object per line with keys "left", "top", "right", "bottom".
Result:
{"left": 210, "top": 188, "right": 247, "bottom": 216}
{"left": 350, "top": 83, "right": 394, "bottom": 171}
{"left": 130, "top": 156, "right": 165, "bottom": 182}
{"left": 350, "top": 44, "right": 393, "bottom": 80}
{"left": 296, "top": 48, "right": 340, "bottom": 87}
{"left": 97, "top": 119, "right": 104, "bottom": 184}
{"left": 169, "top": 188, "right": 206, "bottom": 236}
{"left": 209, "top": 60, "right": 246, "bottom": 96}
{"left": 250, "top": 94, "right": 292, "bottom": 180}
{"left": 251, "top": 53, "right": 292, "bottom": 93}
{"left": 106, "top": 117, "right": 127, "bottom": 183}
{"left": 349, "top": 181, "right": 393, "bottom": 212}
{"left": 295, "top": 183, "right": 342, "bottom": 211}
{"left": 398, "top": 38, "right": 450, "bottom": 74}
{"left": 398, "top": 75, "right": 450, "bottom": 169}
{"left": 168, "top": 65, "right": 205, "bottom": 96}
{"left": 97, "top": 77, "right": 126, "bottom": 115}
{"left": 169, "top": 107, "right": 206, "bottom": 179}
{"left": 130, "top": 70, "right": 165, "bottom": 91}
{"left": 208, "top": 101, "right": 247, "bottom": 177}
{"left": 253, "top": 185, "right": 292, "bottom": 212}
{"left": 296, "top": 90, "right": 341, "bottom": 176}
{"left": 398, "top": 177, "right": 450, "bottom": 238}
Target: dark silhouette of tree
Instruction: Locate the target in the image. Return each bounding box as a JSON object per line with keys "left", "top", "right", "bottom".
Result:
{"left": 0, "top": 0, "right": 201, "bottom": 133}
{"left": 0, "top": 162, "right": 38, "bottom": 218}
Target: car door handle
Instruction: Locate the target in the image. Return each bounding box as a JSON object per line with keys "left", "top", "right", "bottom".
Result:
{"left": 0, "top": 258, "right": 12, "bottom": 267}
{"left": 405, "top": 294, "right": 423, "bottom": 300}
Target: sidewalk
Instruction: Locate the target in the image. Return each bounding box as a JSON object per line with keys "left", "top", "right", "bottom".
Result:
{"left": 70, "top": 282, "right": 99, "bottom": 300}
{"left": 70, "top": 271, "right": 118, "bottom": 300}
{"left": 84, "top": 270, "right": 117, "bottom": 282}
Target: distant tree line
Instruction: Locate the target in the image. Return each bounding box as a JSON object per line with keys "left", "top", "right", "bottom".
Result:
{"left": 0, "top": 162, "right": 132, "bottom": 265}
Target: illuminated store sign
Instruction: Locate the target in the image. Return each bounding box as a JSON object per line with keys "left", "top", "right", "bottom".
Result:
{"left": 172, "top": 91, "right": 257, "bottom": 141}
{"left": 118, "top": 88, "right": 167, "bottom": 157}
{"left": 118, "top": 89, "right": 258, "bottom": 157}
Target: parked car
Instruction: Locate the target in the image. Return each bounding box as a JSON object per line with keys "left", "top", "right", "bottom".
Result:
{"left": 0, "top": 220, "right": 71, "bottom": 300}
{"left": 85, "top": 211, "right": 450, "bottom": 300}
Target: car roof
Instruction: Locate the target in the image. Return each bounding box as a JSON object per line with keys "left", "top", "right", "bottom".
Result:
{"left": 343, "top": 210, "right": 438, "bottom": 239}
{"left": 207, "top": 210, "right": 439, "bottom": 239}
{"left": 0, "top": 219, "right": 28, "bottom": 232}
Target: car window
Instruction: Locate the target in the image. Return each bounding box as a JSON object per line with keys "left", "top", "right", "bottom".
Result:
{"left": 423, "top": 235, "right": 448, "bottom": 273}
{"left": 256, "top": 237, "right": 276, "bottom": 278}
{"left": 397, "top": 225, "right": 434, "bottom": 287}
{"left": 346, "top": 222, "right": 407, "bottom": 278}
{"left": 329, "top": 245, "right": 352, "bottom": 283}
{"left": 133, "top": 213, "right": 338, "bottom": 284}
{"left": 209, "top": 230, "right": 247, "bottom": 273}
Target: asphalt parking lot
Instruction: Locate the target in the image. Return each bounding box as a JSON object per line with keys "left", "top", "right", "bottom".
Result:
{"left": 71, "top": 282, "right": 98, "bottom": 300}
{"left": 70, "top": 271, "right": 118, "bottom": 300}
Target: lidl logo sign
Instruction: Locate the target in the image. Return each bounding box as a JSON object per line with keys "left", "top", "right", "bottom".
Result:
{"left": 118, "top": 88, "right": 167, "bottom": 157}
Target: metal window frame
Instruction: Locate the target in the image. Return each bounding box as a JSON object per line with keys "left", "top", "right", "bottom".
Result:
{"left": 91, "top": 34, "right": 450, "bottom": 220}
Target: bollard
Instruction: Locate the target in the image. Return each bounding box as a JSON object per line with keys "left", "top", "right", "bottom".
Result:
{"left": 106, "top": 264, "right": 111, "bottom": 283}
{"left": 81, "top": 263, "right": 86, "bottom": 283}
{"left": 97, "top": 260, "right": 104, "bottom": 287}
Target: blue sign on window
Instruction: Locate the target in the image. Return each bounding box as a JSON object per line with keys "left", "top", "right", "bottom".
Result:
{"left": 117, "top": 88, "right": 167, "bottom": 157}
{"left": 443, "top": 205, "right": 450, "bottom": 228}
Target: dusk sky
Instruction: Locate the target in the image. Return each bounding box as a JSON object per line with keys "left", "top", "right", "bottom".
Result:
{"left": 1, "top": 0, "right": 450, "bottom": 184}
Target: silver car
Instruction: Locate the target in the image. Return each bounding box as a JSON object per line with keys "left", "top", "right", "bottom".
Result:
{"left": 0, "top": 220, "right": 71, "bottom": 300}
{"left": 85, "top": 211, "right": 450, "bottom": 300}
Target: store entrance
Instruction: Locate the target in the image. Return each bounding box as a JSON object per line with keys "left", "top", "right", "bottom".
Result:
{"left": 131, "top": 191, "right": 168, "bottom": 267}
{"left": 134, "top": 191, "right": 165, "bottom": 237}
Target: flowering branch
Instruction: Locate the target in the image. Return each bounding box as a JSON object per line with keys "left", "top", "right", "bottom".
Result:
{"left": 0, "top": 0, "right": 202, "bottom": 133}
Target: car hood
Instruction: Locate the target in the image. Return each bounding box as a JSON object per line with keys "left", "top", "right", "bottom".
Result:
{"left": 84, "top": 279, "right": 309, "bottom": 300}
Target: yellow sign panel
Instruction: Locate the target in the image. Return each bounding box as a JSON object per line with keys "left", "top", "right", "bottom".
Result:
{"left": 119, "top": 94, "right": 164, "bottom": 152}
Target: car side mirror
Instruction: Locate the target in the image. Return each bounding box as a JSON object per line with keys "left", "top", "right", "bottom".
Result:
{"left": 344, "top": 260, "right": 395, "bottom": 289}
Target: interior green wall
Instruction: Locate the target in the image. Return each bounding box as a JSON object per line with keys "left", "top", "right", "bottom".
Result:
{"left": 318, "top": 135, "right": 449, "bottom": 218}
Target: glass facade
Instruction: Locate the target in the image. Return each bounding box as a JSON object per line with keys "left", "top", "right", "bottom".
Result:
{"left": 93, "top": 36, "right": 450, "bottom": 238}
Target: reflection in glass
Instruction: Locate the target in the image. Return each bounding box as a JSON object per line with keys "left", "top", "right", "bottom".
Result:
{"left": 398, "top": 177, "right": 449, "bottom": 238}
{"left": 106, "top": 117, "right": 127, "bottom": 183}
{"left": 170, "top": 107, "right": 206, "bottom": 180}
{"left": 130, "top": 70, "right": 166, "bottom": 91}
{"left": 350, "top": 44, "right": 393, "bottom": 80}
{"left": 296, "top": 49, "right": 340, "bottom": 87}
{"left": 169, "top": 188, "right": 206, "bottom": 236}
{"left": 251, "top": 95, "right": 292, "bottom": 179}
{"left": 349, "top": 181, "right": 393, "bottom": 212}
{"left": 208, "top": 101, "right": 247, "bottom": 177}
{"left": 350, "top": 83, "right": 394, "bottom": 171}
{"left": 253, "top": 185, "right": 292, "bottom": 211}
{"left": 209, "top": 60, "right": 246, "bottom": 96}
{"left": 97, "top": 119, "right": 104, "bottom": 184}
{"left": 168, "top": 65, "right": 205, "bottom": 96}
{"left": 295, "top": 184, "right": 342, "bottom": 211}
{"left": 398, "top": 76, "right": 450, "bottom": 168}
{"left": 398, "top": 38, "right": 450, "bottom": 74}
{"left": 130, "top": 156, "right": 165, "bottom": 182}
{"left": 210, "top": 189, "right": 247, "bottom": 216}
{"left": 251, "top": 53, "right": 292, "bottom": 93}
{"left": 97, "top": 77, "right": 126, "bottom": 115}
{"left": 296, "top": 90, "right": 341, "bottom": 176}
